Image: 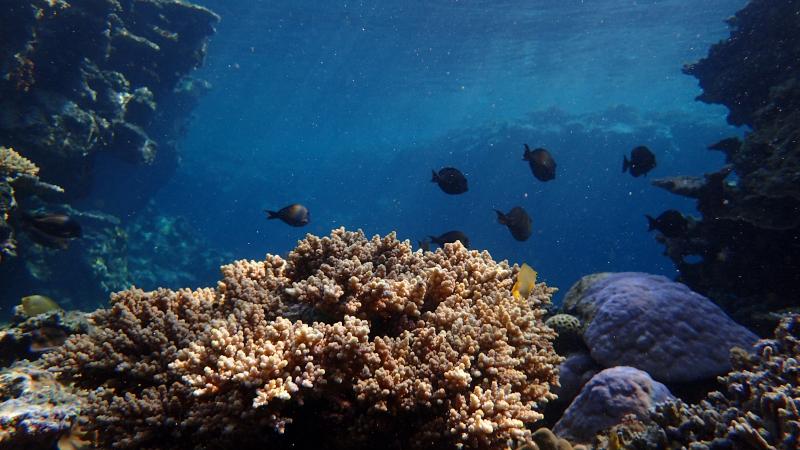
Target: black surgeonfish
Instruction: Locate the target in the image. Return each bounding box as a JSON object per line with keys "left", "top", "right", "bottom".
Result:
{"left": 645, "top": 209, "right": 688, "bottom": 238}
{"left": 522, "top": 144, "right": 556, "bottom": 182}
{"left": 429, "top": 231, "right": 470, "bottom": 249}
{"left": 265, "top": 204, "right": 309, "bottom": 227}
{"left": 495, "top": 206, "right": 532, "bottom": 241}
{"left": 20, "top": 212, "right": 82, "bottom": 249}
{"left": 623, "top": 146, "right": 656, "bottom": 177}
{"left": 431, "top": 167, "right": 468, "bottom": 194}
{"left": 418, "top": 239, "right": 431, "bottom": 252}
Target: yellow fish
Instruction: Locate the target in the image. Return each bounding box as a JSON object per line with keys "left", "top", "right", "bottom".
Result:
{"left": 512, "top": 263, "right": 537, "bottom": 300}
{"left": 21, "top": 295, "right": 61, "bottom": 317}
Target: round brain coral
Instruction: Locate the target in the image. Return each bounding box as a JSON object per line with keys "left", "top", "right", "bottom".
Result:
{"left": 45, "top": 228, "right": 562, "bottom": 450}
{"left": 545, "top": 314, "right": 581, "bottom": 336}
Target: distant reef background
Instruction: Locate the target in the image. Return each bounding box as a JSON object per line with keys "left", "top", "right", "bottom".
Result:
{"left": 0, "top": 0, "right": 227, "bottom": 315}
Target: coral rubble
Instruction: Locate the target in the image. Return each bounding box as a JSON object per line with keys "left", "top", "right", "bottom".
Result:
{"left": 653, "top": 0, "right": 800, "bottom": 334}
{"left": 0, "top": 360, "right": 84, "bottom": 449}
{"left": 44, "top": 228, "right": 562, "bottom": 449}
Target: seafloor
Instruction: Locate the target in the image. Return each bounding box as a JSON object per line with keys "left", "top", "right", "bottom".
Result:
{"left": 0, "top": 0, "right": 798, "bottom": 449}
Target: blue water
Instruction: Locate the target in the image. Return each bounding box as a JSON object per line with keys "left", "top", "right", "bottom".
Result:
{"left": 150, "top": 0, "right": 744, "bottom": 301}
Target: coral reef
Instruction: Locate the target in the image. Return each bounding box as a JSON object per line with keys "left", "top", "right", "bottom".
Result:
{"left": 564, "top": 272, "right": 758, "bottom": 383}
{"left": 553, "top": 366, "right": 673, "bottom": 444}
{"left": 0, "top": 308, "right": 89, "bottom": 367}
{"left": 653, "top": 0, "right": 800, "bottom": 334}
{"left": 0, "top": 146, "right": 64, "bottom": 264}
{"left": 1, "top": 204, "right": 232, "bottom": 317}
{"left": 542, "top": 353, "right": 600, "bottom": 429}
{"left": 0, "top": 0, "right": 218, "bottom": 206}
{"left": 599, "top": 314, "right": 800, "bottom": 450}
{"left": 0, "top": 360, "right": 84, "bottom": 449}
{"left": 44, "top": 228, "right": 562, "bottom": 449}
{"left": 545, "top": 313, "right": 584, "bottom": 355}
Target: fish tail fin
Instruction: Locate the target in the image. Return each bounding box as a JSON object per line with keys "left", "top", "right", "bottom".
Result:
{"left": 265, "top": 210, "right": 279, "bottom": 220}
{"left": 427, "top": 235, "right": 438, "bottom": 244}
{"left": 523, "top": 144, "right": 531, "bottom": 160}
{"left": 431, "top": 170, "right": 438, "bottom": 183}
{"left": 645, "top": 215, "right": 658, "bottom": 231}
{"left": 622, "top": 156, "right": 630, "bottom": 173}
{"left": 494, "top": 209, "right": 507, "bottom": 224}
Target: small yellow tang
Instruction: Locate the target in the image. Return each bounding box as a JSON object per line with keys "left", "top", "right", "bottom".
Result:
{"left": 512, "top": 263, "right": 538, "bottom": 300}
{"left": 21, "top": 295, "right": 61, "bottom": 317}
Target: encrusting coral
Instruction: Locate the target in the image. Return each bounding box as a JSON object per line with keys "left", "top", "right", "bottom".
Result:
{"left": 45, "top": 228, "right": 562, "bottom": 449}
{"left": 595, "top": 314, "right": 800, "bottom": 450}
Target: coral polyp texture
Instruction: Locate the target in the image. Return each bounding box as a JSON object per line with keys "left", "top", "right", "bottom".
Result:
{"left": 601, "top": 314, "right": 800, "bottom": 450}
{"left": 45, "top": 228, "right": 562, "bottom": 449}
{"left": 0, "top": 147, "right": 39, "bottom": 179}
{"left": 0, "top": 146, "right": 63, "bottom": 263}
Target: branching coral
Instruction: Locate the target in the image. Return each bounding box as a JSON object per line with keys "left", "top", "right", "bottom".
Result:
{"left": 0, "top": 147, "right": 39, "bottom": 179}
{"left": 45, "top": 228, "right": 561, "bottom": 449}
{"left": 0, "top": 146, "right": 63, "bottom": 263}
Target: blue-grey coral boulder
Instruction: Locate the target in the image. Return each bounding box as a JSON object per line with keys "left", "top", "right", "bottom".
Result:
{"left": 576, "top": 272, "right": 758, "bottom": 383}
{"left": 553, "top": 366, "right": 673, "bottom": 444}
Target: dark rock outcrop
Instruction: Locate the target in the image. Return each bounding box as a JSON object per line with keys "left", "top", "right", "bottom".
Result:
{"left": 653, "top": 0, "right": 800, "bottom": 335}
{"left": 0, "top": 0, "right": 219, "bottom": 203}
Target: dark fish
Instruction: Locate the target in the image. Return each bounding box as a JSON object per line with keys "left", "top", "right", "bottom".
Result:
{"left": 645, "top": 209, "right": 688, "bottom": 238}
{"left": 21, "top": 212, "right": 82, "bottom": 249}
{"left": 265, "top": 204, "right": 309, "bottom": 227}
{"left": 623, "top": 146, "right": 656, "bottom": 177}
{"left": 495, "top": 207, "right": 532, "bottom": 241}
{"left": 429, "top": 231, "right": 470, "bottom": 249}
{"left": 522, "top": 144, "right": 556, "bottom": 182}
{"left": 431, "top": 167, "right": 468, "bottom": 194}
{"left": 418, "top": 239, "right": 431, "bottom": 252}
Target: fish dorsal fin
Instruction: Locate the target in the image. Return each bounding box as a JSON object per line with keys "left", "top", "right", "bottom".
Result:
{"left": 512, "top": 263, "right": 538, "bottom": 300}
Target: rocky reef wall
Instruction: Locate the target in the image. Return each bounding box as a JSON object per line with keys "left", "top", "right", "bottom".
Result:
{"left": 652, "top": 0, "right": 800, "bottom": 334}
{"left": 0, "top": 0, "right": 219, "bottom": 200}
{"left": 0, "top": 0, "right": 221, "bottom": 312}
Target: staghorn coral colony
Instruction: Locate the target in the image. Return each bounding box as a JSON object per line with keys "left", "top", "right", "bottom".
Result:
{"left": 44, "top": 228, "right": 562, "bottom": 449}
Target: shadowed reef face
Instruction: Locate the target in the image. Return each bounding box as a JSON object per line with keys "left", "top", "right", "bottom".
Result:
{"left": 0, "top": 0, "right": 218, "bottom": 205}
{"left": 653, "top": 0, "right": 800, "bottom": 335}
